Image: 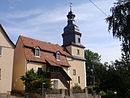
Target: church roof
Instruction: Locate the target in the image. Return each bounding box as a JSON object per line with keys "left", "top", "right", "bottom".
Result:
{"left": 63, "top": 10, "right": 81, "bottom": 35}
{"left": 0, "top": 24, "right": 15, "bottom": 48}
{"left": 20, "top": 36, "right": 71, "bottom": 67}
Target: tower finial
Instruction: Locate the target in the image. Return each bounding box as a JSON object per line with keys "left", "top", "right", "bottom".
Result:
{"left": 70, "top": 2, "right": 72, "bottom": 11}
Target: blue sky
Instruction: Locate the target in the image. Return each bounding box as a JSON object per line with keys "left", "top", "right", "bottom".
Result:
{"left": 0, "top": 0, "right": 121, "bottom": 63}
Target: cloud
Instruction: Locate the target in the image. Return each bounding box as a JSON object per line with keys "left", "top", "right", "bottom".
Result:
{"left": 8, "top": 0, "right": 23, "bottom": 10}
{"left": 6, "top": 9, "right": 43, "bottom": 19}
{"left": 85, "top": 40, "right": 121, "bottom": 63}
{"left": 0, "top": 0, "right": 121, "bottom": 63}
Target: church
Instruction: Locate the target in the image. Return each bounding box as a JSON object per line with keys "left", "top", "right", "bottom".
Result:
{"left": 12, "top": 8, "right": 86, "bottom": 91}
{"left": 0, "top": 7, "right": 86, "bottom": 93}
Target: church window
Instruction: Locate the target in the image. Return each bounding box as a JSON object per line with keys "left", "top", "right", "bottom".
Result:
{"left": 56, "top": 51, "right": 61, "bottom": 61}
{"left": 53, "top": 80, "right": 58, "bottom": 89}
{"left": 0, "top": 69, "right": 1, "bottom": 80}
{"left": 0, "top": 46, "right": 2, "bottom": 56}
{"left": 73, "top": 69, "right": 76, "bottom": 75}
{"left": 77, "top": 49, "right": 80, "bottom": 55}
{"left": 35, "top": 47, "right": 40, "bottom": 57}
{"left": 78, "top": 38, "right": 80, "bottom": 43}
{"left": 78, "top": 76, "right": 80, "bottom": 84}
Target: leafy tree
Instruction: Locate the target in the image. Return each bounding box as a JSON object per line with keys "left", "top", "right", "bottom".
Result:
{"left": 99, "top": 62, "right": 130, "bottom": 98}
{"left": 85, "top": 50, "right": 106, "bottom": 87}
{"left": 85, "top": 49, "right": 130, "bottom": 97}
{"left": 106, "top": 0, "right": 130, "bottom": 65}
{"left": 21, "top": 69, "right": 52, "bottom": 93}
{"left": 106, "top": 1, "right": 130, "bottom": 97}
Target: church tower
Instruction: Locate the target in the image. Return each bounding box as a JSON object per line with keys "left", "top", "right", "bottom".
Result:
{"left": 62, "top": 5, "right": 85, "bottom": 59}
{"left": 62, "top": 5, "right": 86, "bottom": 88}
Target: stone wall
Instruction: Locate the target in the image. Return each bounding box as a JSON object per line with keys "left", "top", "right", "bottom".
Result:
{"left": 45, "top": 93, "right": 101, "bottom": 98}
{"left": 0, "top": 89, "right": 101, "bottom": 98}
{"left": 44, "top": 89, "right": 101, "bottom": 98}
{"left": 0, "top": 94, "right": 23, "bottom": 98}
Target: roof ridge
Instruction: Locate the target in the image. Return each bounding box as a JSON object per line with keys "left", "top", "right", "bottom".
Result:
{"left": 19, "top": 35, "right": 71, "bottom": 57}
{"left": 0, "top": 24, "right": 15, "bottom": 48}
{"left": 20, "top": 35, "right": 62, "bottom": 47}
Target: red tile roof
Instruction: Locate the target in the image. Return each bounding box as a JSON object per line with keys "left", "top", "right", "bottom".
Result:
{"left": 20, "top": 36, "right": 71, "bottom": 56}
{"left": 20, "top": 36, "right": 71, "bottom": 67}
{"left": 24, "top": 48, "right": 46, "bottom": 63}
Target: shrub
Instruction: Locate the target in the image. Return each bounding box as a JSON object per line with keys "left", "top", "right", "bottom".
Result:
{"left": 72, "top": 84, "right": 82, "bottom": 93}
{"left": 21, "top": 69, "right": 52, "bottom": 93}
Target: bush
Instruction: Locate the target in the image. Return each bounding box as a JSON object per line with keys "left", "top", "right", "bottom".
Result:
{"left": 101, "top": 90, "right": 117, "bottom": 98}
{"left": 86, "top": 85, "right": 93, "bottom": 94}
{"left": 72, "top": 84, "right": 82, "bottom": 93}
{"left": 21, "top": 69, "right": 52, "bottom": 93}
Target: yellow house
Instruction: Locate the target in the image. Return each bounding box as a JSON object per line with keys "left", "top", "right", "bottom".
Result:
{"left": 12, "top": 9, "right": 86, "bottom": 91}
{"left": 0, "top": 24, "right": 15, "bottom": 94}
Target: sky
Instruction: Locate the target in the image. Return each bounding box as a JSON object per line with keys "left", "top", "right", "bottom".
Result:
{"left": 0, "top": 0, "right": 121, "bottom": 63}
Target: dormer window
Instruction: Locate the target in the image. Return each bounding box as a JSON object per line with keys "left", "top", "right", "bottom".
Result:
{"left": 56, "top": 51, "right": 61, "bottom": 61}
{"left": 35, "top": 47, "right": 40, "bottom": 57}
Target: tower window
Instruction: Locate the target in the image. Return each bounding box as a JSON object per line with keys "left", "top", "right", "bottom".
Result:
{"left": 78, "top": 76, "right": 80, "bottom": 84}
{"left": 73, "top": 69, "right": 76, "bottom": 75}
{"left": 77, "top": 49, "right": 80, "bottom": 55}
{"left": 78, "top": 38, "right": 80, "bottom": 43}
{"left": 56, "top": 51, "right": 61, "bottom": 61}
{"left": 35, "top": 47, "right": 40, "bottom": 57}
{"left": 0, "top": 46, "right": 2, "bottom": 56}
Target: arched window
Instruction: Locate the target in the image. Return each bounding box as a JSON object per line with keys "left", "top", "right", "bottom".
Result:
{"left": 35, "top": 47, "right": 40, "bottom": 57}
{"left": 56, "top": 51, "right": 61, "bottom": 61}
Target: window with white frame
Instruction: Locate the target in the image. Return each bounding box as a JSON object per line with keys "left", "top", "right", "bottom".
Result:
{"left": 56, "top": 51, "right": 61, "bottom": 61}
{"left": 0, "top": 46, "right": 2, "bottom": 56}
{"left": 35, "top": 47, "right": 40, "bottom": 57}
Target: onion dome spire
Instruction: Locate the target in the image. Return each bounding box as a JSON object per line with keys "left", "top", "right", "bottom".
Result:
{"left": 64, "top": 3, "right": 80, "bottom": 34}
{"left": 62, "top": 3, "right": 84, "bottom": 48}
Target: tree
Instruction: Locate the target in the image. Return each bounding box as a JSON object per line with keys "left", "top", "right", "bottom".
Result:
{"left": 21, "top": 69, "right": 52, "bottom": 93}
{"left": 106, "top": 1, "right": 130, "bottom": 97}
{"left": 85, "top": 50, "right": 106, "bottom": 87}
{"left": 106, "top": 0, "right": 130, "bottom": 65}
{"left": 85, "top": 49, "right": 130, "bottom": 97}
{"left": 99, "top": 62, "right": 130, "bottom": 98}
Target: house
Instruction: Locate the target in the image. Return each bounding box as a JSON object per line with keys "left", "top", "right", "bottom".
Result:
{"left": 12, "top": 9, "right": 86, "bottom": 91}
{"left": 0, "top": 24, "right": 15, "bottom": 94}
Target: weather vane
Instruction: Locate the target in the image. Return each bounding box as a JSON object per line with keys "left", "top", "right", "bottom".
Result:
{"left": 70, "top": 2, "right": 72, "bottom": 11}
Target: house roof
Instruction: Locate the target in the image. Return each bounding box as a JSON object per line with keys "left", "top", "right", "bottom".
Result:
{"left": 20, "top": 36, "right": 71, "bottom": 67}
{"left": 0, "top": 24, "right": 15, "bottom": 48}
